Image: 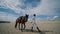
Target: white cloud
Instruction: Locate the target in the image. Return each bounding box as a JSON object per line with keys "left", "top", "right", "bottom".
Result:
{"left": 0, "top": 0, "right": 59, "bottom": 16}
{"left": 1, "top": 0, "right": 60, "bottom": 14}
{"left": 0, "top": 0, "right": 60, "bottom": 21}
{"left": 22, "top": 0, "right": 59, "bottom": 16}
{"left": 51, "top": 16, "right": 58, "bottom": 20}
{"left": 0, "top": 11, "right": 17, "bottom": 22}
{"left": 0, "top": 0, "right": 25, "bottom": 13}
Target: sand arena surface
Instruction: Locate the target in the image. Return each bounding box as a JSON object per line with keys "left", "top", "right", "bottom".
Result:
{"left": 0, "top": 21, "right": 60, "bottom": 34}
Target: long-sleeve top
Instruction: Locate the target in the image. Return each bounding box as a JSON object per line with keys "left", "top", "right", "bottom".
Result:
{"left": 31, "top": 16, "right": 37, "bottom": 27}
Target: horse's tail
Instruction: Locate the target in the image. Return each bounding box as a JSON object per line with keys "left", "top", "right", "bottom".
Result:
{"left": 15, "top": 21, "right": 17, "bottom": 28}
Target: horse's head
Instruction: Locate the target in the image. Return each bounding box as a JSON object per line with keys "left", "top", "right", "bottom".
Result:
{"left": 25, "top": 14, "right": 29, "bottom": 18}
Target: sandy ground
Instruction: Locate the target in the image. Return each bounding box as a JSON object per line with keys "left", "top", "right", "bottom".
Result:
{"left": 0, "top": 21, "right": 60, "bottom": 34}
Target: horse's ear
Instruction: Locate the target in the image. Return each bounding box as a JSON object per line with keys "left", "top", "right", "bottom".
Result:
{"left": 25, "top": 14, "right": 29, "bottom": 16}
{"left": 27, "top": 14, "right": 29, "bottom": 16}
{"left": 27, "top": 14, "right": 29, "bottom": 17}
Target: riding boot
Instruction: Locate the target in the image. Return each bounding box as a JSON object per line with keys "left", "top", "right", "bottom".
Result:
{"left": 31, "top": 27, "right": 33, "bottom": 32}
{"left": 37, "top": 27, "right": 41, "bottom": 32}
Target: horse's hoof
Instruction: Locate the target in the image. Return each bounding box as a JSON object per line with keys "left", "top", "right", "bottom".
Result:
{"left": 15, "top": 27, "right": 16, "bottom": 29}
{"left": 21, "top": 29, "right": 23, "bottom": 32}
{"left": 23, "top": 28, "right": 25, "bottom": 30}
{"left": 31, "top": 30, "right": 33, "bottom": 32}
{"left": 39, "top": 30, "right": 41, "bottom": 32}
{"left": 19, "top": 28, "right": 20, "bottom": 30}
{"left": 21, "top": 30, "right": 23, "bottom": 32}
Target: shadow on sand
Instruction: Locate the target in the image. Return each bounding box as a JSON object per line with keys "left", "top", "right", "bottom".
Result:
{"left": 23, "top": 29, "right": 53, "bottom": 34}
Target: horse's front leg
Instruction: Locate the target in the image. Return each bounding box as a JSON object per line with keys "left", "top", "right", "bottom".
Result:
{"left": 21, "top": 23, "right": 23, "bottom": 32}
{"left": 23, "top": 23, "right": 26, "bottom": 30}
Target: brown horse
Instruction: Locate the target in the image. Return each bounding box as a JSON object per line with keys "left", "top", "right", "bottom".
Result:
{"left": 15, "top": 14, "right": 29, "bottom": 31}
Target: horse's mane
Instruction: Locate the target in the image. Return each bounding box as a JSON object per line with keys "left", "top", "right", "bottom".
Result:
{"left": 17, "top": 16, "right": 23, "bottom": 20}
{"left": 20, "top": 14, "right": 29, "bottom": 22}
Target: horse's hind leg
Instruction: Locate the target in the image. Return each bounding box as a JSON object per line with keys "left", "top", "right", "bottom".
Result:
{"left": 19, "top": 23, "right": 20, "bottom": 30}
{"left": 15, "top": 22, "right": 17, "bottom": 28}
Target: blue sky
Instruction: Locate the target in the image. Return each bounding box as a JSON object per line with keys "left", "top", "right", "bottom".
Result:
{"left": 0, "top": 0, "right": 60, "bottom": 22}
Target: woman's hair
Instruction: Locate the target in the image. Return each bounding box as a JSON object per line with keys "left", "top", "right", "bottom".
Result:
{"left": 33, "top": 14, "right": 36, "bottom": 16}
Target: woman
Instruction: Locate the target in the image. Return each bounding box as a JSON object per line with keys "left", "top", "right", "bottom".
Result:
{"left": 31, "top": 14, "right": 41, "bottom": 32}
